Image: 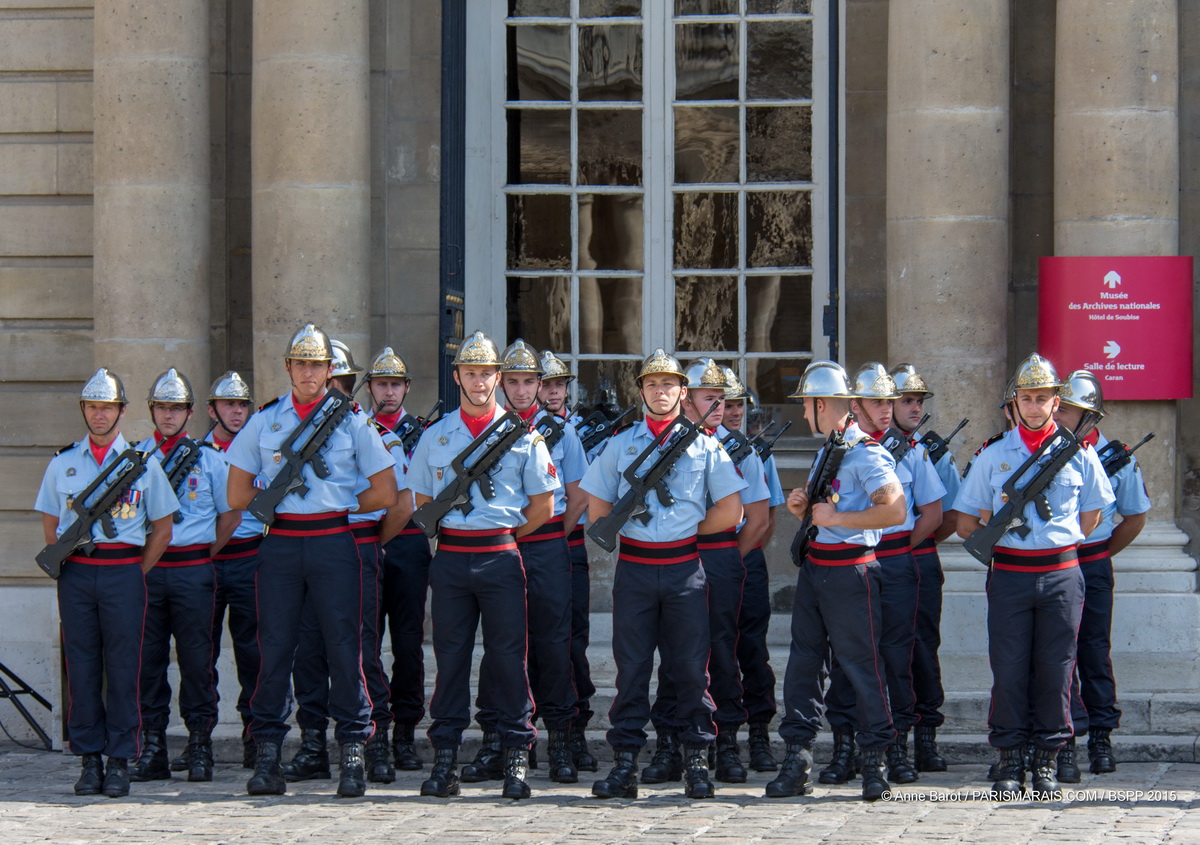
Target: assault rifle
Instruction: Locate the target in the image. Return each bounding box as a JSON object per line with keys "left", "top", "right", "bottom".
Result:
{"left": 1097, "top": 432, "right": 1154, "bottom": 478}
{"left": 393, "top": 399, "right": 442, "bottom": 454}
{"left": 878, "top": 414, "right": 929, "bottom": 463}
{"left": 534, "top": 410, "right": 567, "bottom": 453}
{"left": 919, "top": 418, "right": 968, "bottom": 466}
{"left": 248, "top": 388, "right": 354, "bottom": 526}
{"left": 36, "top": 448, "right": 150, "bottom": 579}
{"left": 962, "top": 428, "right": 1082, "bottom": 565}
{"left": 719, "top": 428, "right": 756, "bottom": 467}
{"left": 587, "top": 401, "right": 721, "bottom": 553}
{"left": 412, "top": 410, "right": 528, "bottom": 538}
{"left": 752, "top": 420, "right": 792, "bottom": 463}
{"left": 161, "top": 419, "right": 218, "bottom": 523}
{"left": 577, "top": 405, "right": 636, "bottom": 453}
{"left": 789, "top": 431, "right": 850, "bottom": 566}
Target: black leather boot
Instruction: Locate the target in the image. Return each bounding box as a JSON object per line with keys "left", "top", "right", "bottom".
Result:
{"left": 129, "top": 729, "right": 171, "bottom": 782}
{"left": 337, "top": 742, "right": 367, "bottom": 798}
{"left": 747, "top": 722, "right": 778, "bottom": 772}
{"left": 365, "top": 733, "right": 395, "bottom": 784}
{"left": 990, "top": 745, "right": 1026, "bottom": 799}
{"left": 913, "top": 723, "right": 947, "bottom": 772}
{"left": 764, "top": 743, "right": 814, "bottom": 798}
{"left": 818, "top": 729, "right": 858, "bottom": 784}
{"left": 184, "top": 731, "right": 213, "bottom": 782}
{"left": 570, "top": 725, "right": 599, "bottom": 772}
{"left": 392, "top": 723, "right": 422, "bottom": 771}
{"left": 282, "top": 728, "right": 330, "bottom": 782}
{"left": 242, "top": 731, "right": 257, "bottom": 770}
{"left": 641, "top": 732, "right": 683, "bottom": 783}
{"left": 102, "top": 757, "right": 130, "bottom": 798}
{"left": 714, "top": 729, "right": 748, "bottom": 783}
{"left": 683, "top": 746, "right": 714, "bottom": 799}
{"left": 420, "top": 747, "right": 460, "bottom": 797}
{"left": 592, "top": 749, "right": 639, "bottom": 799}
{"left": 461, "top": 730, "right": 503, "bottom": 782}
{"left": 886, "top": 731, "right": 919, "bottom": 784}
{"left": 1030, "top": 746, "right": 1062, "bottom": 800}
{"left": 547, "top": 729, "right": 578, "bottom": 783}
{"left": 74, "top": 753, "right": 104, "bottom": 795}
{"left": 859, "top": 748, "right": 889, "bottom": 802}
{"left": 500, "top": 747, "right": 531, "bottom": 800}
{"left": 170, "top": 751, "right": 187, "bottom": 772}
{"left": 1088, "top": 728, "right": 1116, "bottom": 774}
{"left": 1057, "top": 737, "right": 1082, "bottom": 783}
{"left": 246, "top": 741, "right": 286, "bottom": 795}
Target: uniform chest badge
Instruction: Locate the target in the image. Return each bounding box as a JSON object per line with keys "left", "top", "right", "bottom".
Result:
{"left": 436, "top": 469, "right": 443, "bottom": 480}
{"left": 65, "top": 496, "right": 74, "bottom": 510}
{"left": 273, "top": 451, "right": 282, "bottom": 463}
{"left": 66, "top": 467, "right": 76, "bottom": 477}
{"left": 271, "top": 422, "right": 282, "bottom": 432}
{"left": 438, "top": 436, "right": 449, "bottom": 446}
{"left": 1001, "top": 493, "right": 1010, "bottom": 503}
{"left": 627, "top": 446, "right": 637, "bottom": 455}
{"left": 1000, "top": 462, "right": 1010, "bottom": 471}
{"left": 187, "top": 476, "right": 200, "bottom": 500}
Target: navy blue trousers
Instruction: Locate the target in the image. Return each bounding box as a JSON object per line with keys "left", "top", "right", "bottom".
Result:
{"left": 140, "top": 558, "right": 219, "bottom": 734}
{"left": 250, "top": 527, "right": 372, "bottom": 745}
{"left": 380, "top": 530, "right": 432, "bottom": 727}
{"left": 59, "top": 555, "right": 146, "bottom": 759}
{"left": 911, "top": 542, "right": 946, "bottom": 727}
{"left": 737, "top": 545, "right": 776, "bottom": 725}
{"left": 211, "top": 541, "right": 261, "bottom": 732}
{"left": 1069, "top": 549, "right": 1121, "bottom": 734}
{"left": 568, "top": 530, "right": 596, "bottom": 727}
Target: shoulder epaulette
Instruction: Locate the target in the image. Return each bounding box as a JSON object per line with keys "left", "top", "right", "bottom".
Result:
{"left": 54, "top": 442, "right": 81, "bottom": 456}
{"left": 845, "top": 432, "right": 873, "bottom": 449}
{"left": 612, "top": 420, "right": 636, "bottom": 437}
{"left": 973, "top": 431, "right": 1005, "bottom": 458}
{"left": 198, "top": 440, "right": 219, "bottom": 451}
{"left": 258, "top": 396, "right": 281, "bottom": 412}
{"left": 352, "top": 401, "right": 363, "bottom": 415}
{"left": 370, "top": 418, "right": 390, "bottom": 436}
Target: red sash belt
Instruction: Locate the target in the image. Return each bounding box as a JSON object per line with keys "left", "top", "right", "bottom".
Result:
{"left": 912, "top": 535, "right": 937, "bottom": 557}
{"left": 807, "top": 541, "right": 876, "bottom": 567}
{"left": 568, "top": 525, "right": 586, "bottom": 548}
{"left": 157, "top": 543, "right": 212, "bottom": 567}
{"left": 518, "top": 515, "right": 566, "bottom": 545}
{"left": 438, "top": 527, "right": 518, "bottom": 554}
{"left": 697, "top": 530, "right": 739, "bottom": 550}
{"left": 214, "top": 535, "right": 262, "bottom": 561}
{"left": 398, "top": 518, "right": 425, "bottom": 537}
{"left": 1078, "top": 539, "right": 1110, "bottom": 565}
{"left": 875, "top": 531, "right": 912, "bottom": 559}
{"left": 351, "top": 520, "right": 381, "bottom": 545}
{"left": 269, "top": 511, "right": 351, "bottom": 537}
{"left": 993, "top": 545, "right": 1079, "bottom": 572}
{"left": 66, "top": 542, "right": 141, "bottom": 566}
{"left": 618, "top": 536, "right": 699, "bottom": 566}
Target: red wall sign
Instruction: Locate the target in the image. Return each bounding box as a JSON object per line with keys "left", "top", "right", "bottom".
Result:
{"left": 1039, "top": 256, "right": 1193, "bottom": 400}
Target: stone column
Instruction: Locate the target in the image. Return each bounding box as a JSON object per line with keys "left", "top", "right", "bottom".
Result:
{"left": 885, "top": 0, "right": 1010, "bottom": 452}
{"left": 93, "top": 1, "right": 211, "bottom": 436}
{"left": 251, "top": 0, "right": 371, "bottom": 400}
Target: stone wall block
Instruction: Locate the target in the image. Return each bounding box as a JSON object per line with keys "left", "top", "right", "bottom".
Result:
{"left": 0, "top": 201, "right": 91, "bottom": 256}
{"left": 255, "top": 0, "right": 368, "bottom": 59}
{"left": 94, "top": 1, "right": 208, "bottom": 59}
{"left": 0, "top": 263, "right": 92, "bottom": 318}
{"left": 0, "top": 14, "right": 91, "bottom": 71}
{"left": 887, "top": 111, "right": 1009, "bottom": 219}
{"left": 887, "top": 0, "right": 1008, "bottom": 109}
{"left": 0, "top": 142, "right": 56, "bottom": 194}
{"left": 845, "top": 0, "right": 888, "bottom": 92}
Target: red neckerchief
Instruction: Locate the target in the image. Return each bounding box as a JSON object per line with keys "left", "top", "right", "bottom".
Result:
{"left": 292, "top": 393, "right": 322, "bottom": 419}
{"left": 863, "top": 429, "right": 884, "bottom": 442}
{"left": 1083, "top": 429, "right": 1100, "bottom": 448}
{"left": 154, "top": 430, "right": 187, "bottom": 455}
{"left": 554, "top": 407, "right": 570, "bottom": 420}
{"left": 375, "top": 410, "right": 402, "bottom": 430}
{"left": 646, "top": 414, "right": 678, "bottom": 439}
{"left": 89, "top": 438, "right": 111, "bottom": 467}
{"left": 703, "top": 427, "right": 718, "bottom": 436}
{"left": 460, "top": 407, "right": 495, "bottom": 438}
{"left": 510, "top": 403, "right": 540, "bottom": 423}
{"left": 211, "top": 433, "right": 233, "bottom": 452}
{"left": 1018, "top": 420, "right": 1058, "bottom": 453}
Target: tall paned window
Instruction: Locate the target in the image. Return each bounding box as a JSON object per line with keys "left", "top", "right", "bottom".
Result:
{"left": 466, "top": 0, "right": 835, "bottom": 424}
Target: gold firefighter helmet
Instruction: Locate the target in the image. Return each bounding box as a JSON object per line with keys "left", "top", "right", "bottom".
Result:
{"left": 329, "top": 339, "right": 362, "bottom": 378}
{"left": 889, "top": 363, "right": 934, "bottom": 397}
{"left": 721, "top": 366, "right": 750, "bottom": 400}
{"left": 500, "top": 339, "right": 542, "bottom": 374}
{"left": 539, "top": 350, "right": 575, "bottom": 382}
{"left": 1058, "top": 369, "right": 1106, "bottom": 417}
{"left": 147, "top": 368, "right": 195, "bottom": 406}
{"left": 367, "top": 347, "right": 410, "bottom": 380}
{"left": 452, "top": 331, "right": 503, "bottom": 367}
{"left": 80, "top": 368, "right": 128, "bottom": 404}
{"left": 684, "top": 358, "right": 730, "bottom": 390}
{"left": 1001, "top": 377, "right": 1017, "bottom": 407}
{"left": 637, "top": 348, "right": 687, "bottom": 383}
{"left": 788, "top": 360, "right": 854, "bottom": 400}
{"left": 851, "top": 362, "right": 901, "bottom": 400}
{"left": 1012, "top": 353, "right": 1062, "bottom": 391}
{"left": 285, "top": 323, "right": 334, "bottom": 361}
{"left": 208, "top": 371, "right": 252, "bottom": 403}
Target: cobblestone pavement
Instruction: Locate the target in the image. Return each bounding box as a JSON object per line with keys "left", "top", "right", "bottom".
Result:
{"left": 2, "top": 743, "right": 1198, "bottom": 845}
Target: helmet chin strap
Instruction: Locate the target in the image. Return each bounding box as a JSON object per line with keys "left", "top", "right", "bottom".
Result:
{"left": 1013, "top": 401, "right": 1050, "bottom": 432}
{"left": 809, "top": 398, "right": 823, "bottom": 436}
{"left": 461, "top": 380, "right": 497, "bottom": 410}
{"left": 81, "top": 403, "right": 122, "bottom": 439}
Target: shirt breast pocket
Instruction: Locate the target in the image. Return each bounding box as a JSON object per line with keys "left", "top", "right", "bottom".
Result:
{"left": 667, "top": 466, "right": 705, "bottom": 508}
{"left": 426, "top": 445, "right": 458, "bottom": 490}
{"left": 989, "top": 467, "right": 1016, "bottom": 512}
{"left": 259, "top": 429, "right": 288, "bottom": 475}
{"left": 1048, "top": 467, "right": 1084, "bottom": 517}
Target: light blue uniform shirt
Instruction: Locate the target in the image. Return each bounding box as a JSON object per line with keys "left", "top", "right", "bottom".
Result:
{"left": 205, "top": 431, "right": 263, "bottom": 540}
{"left": 954, "top": 425, "right": 1115, "bottom": 550}
{"left": 716, "top": 425, "right": 771, "bottom": 506}
{"left": 352, "top": 413, "right": 407, "bottom": 524}
{"left": 764, "top": 454, "right": 786, "bottom": 508}
{"left": 407, "top": 406, "right": 560, "bottom": 531}
{"left": 809, "top": 423, "right": 901, "bottom": 548}
{"left": 580, "top": 418, "right": 747, "bottom": 544}
{"left": 226, "top": 392, "right": 395, "bottom": 515}
{"left": 1087, "top": 431, "right": 1151, "bottom": 544}
{"left": 886, "top": 443, "right": 947, "bottom": 534}
{"left": 934, "top": 448, "right": 962, "bottom": 514}
{"left": 534, "top": 408, "right": 588, "bottom": 517}
{"left": 35, "top": 433, "right": 180, "bottom": 546}
{"left": 138, "top": 435, "right": 231, "bottom": 546}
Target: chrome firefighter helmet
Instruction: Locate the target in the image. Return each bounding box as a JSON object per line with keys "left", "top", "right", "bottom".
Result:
{"left": 788, "top": 361, "right": 854, "bottom": 400}
{"left": 367, "top": 347, "right": 410, "bottom": 380}
{"left": 539, "top": 350, "right": 574, "bottom": 382}
{"left": 1012, "top": 353, "right": 1062, "bottom": 391}
{"left": 684, "top": 358, "right": 730, "bottom": 390}
{"left": 500, "top": 339, "right": 542, "bottom": 374}
{"left": 452, "top": 331, "right": 503, "bottom": 367}
{"left": 208, "top": 371, "right": 252, "bottom": 403}
{"left": 285, "top": 323, "right": 334, "bottom": 361}
{"left": 80, "top": 368, "right": 128, "bottom": 404}
{"left": 147, "top": 368, "right": 195, "bottom": 406}
{"left": 721, "top": 366, "right": 750, "bottom": 401}
{"left": 1058, "top": 369, "right": 1106, "bottom": 418}
{"left": 889, "top": 363, "right": 933, "bottom": 396}
{"left": 851, "top": 362, "right": 901, "bottom": 400}
{"left": 329, "top": 339, "right": 362, "bottom": 378}
{"left": 637, "top": 348, "right": 687, "bottom": 383}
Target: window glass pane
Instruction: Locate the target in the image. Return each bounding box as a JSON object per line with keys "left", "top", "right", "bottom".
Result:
{"left": 746, "top": 106, "right": 811, "bottom": 182}
{"left": 578, "top": 277, "right": 643, "bottom": 353}
{"left": 674, "top": 106, "right": 739, "bottom": 183}
{"left": 675, "top": 275, "right": 737, "bottom": 352}
{"left": 508, "top": 109, "right": 571, "bottom": 184}
{"left": 676, "top": 23, "right": 739, "bottom": 101}
{"left": 577, "top": 359, "right": 643, "bottom": 410}
{"left": 509, "top": 0, "right": 569, "bottom": 15}
{"left": 579, "top": 25, "right": 643, "bottom": 101}
{"left": 749, "top": 356, "right": 813, "bottom": 420}
{"left": 508, "top": 194, "right": 571, "bottom": 269}
{"left": 579, "top": 194, "right": 644, "bottom": 270}
{"left": 507, "top": 276, "right": 572, "bottom": 352}
{"left": 675, "top": 0, "right": 738, "bottom": 13}
{"left": 747, "top": 190, "right": 812, "bottom": 267}
{"left": 746, "top": 274, "right": 810, "bottom": 352}
{"left": 746, "top": 19, "right": 812, "bottom": 100}
{"left": 581, "top": 0, "right": 642, "bottom": 16}
{"left": 674, "top": 192, "right": 738, "bottom": 269}
{"left": 509, "top": 25, "right": 571, "bottom": 100}
{"left": 747, "top": 0, "right": 811, "bottom": 13}
{"left": 579, "top": 110, "right": 643, "bottom": 185}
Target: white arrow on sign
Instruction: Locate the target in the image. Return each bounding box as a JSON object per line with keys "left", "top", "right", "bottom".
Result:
{"left": 1104, "top": 340, "right": 1121, "bottom": 359}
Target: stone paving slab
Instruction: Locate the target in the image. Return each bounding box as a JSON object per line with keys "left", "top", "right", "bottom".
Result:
{"left": 2, "top": 743, "right": 1198, "bottom": 845}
